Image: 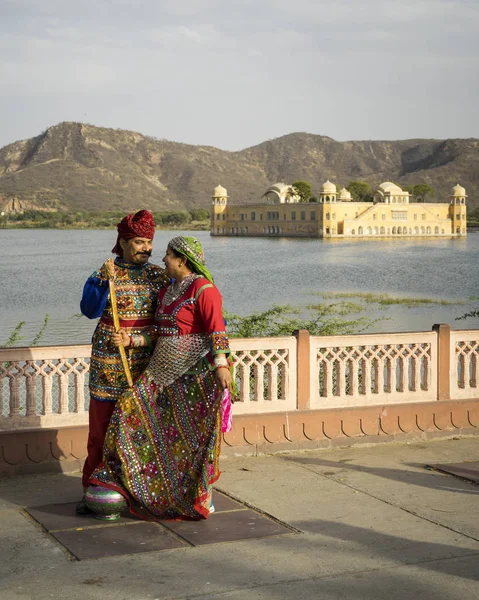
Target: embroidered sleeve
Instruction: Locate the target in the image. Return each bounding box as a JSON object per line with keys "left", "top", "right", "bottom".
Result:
{"left": 195, "top": 283, "right": 230, "bottom": 355}
{"left": 211, "top": 332, "right": 230, "bottom": 355}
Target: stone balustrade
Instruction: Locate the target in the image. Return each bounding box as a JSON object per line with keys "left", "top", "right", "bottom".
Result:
{"left": 1, "top": 325, "right": 478, "bottom": 474}
{"left": 1, "top": 326, "right": 477, "bottom": 429}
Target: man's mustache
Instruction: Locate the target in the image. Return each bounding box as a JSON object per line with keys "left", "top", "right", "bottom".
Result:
{"left": 136, "top": 250, "right": 152, "bottom": 257}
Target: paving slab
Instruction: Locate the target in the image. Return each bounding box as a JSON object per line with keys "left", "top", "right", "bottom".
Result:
{"left": 164, "top": 508, "right": 295, "bottom": 546}
{"left": 51, "top": 521, "right": 187, "bottom": 560}
{"left": 26, "top": 501, "right": 137, "bottom": 531}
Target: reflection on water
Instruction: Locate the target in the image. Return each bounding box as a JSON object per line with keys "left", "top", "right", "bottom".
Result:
{"left": 1, "top": 229, "right": 478, "bottom": 346}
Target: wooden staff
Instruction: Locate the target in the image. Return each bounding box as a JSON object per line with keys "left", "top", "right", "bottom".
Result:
{"left": 108, "top": 274, "right": 133, "bottom": 388}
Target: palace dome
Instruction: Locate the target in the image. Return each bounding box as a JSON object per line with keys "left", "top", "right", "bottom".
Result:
{"left": 378, "top": 181, "right": 403, "bottom": 194}
{"left": 268, "top": 182, "right": 287, "bottom": 193}
{"left": 321, "top": 180, "right": 336, "bottom": 194}
{"left": 451, "top": 183, "right": 466, "bottom": 197}
{"left": 339, "top": 187, "right": 352, "bottom": 201}
{"left": 262, "top": 183, "right": 300, "bottom": 204}
{"left": 213, "top": 184, "right": 228, "bottom": 197}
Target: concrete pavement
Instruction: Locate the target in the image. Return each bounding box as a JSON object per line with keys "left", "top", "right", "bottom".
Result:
{"left": 0, "top": 435, "right": 478, "bottom": 600}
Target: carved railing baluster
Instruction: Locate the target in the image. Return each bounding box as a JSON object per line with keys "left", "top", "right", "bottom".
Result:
{"left": 268, "top": 362, "right": 278, "bottom": 402}
{"left": 9, "top": 363, "right": 21, "bottom": 417}
{"left": 24, "top": 360, "right": 38, "bottom": 416}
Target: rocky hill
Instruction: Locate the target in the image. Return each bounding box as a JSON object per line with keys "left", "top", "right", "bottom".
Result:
{"left": 0, "top": 122, "right": 477, "bottom": 212}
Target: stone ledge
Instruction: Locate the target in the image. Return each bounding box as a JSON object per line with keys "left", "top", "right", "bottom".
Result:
{"left": 1, "top": 399, "right": 478, "bottom": 475}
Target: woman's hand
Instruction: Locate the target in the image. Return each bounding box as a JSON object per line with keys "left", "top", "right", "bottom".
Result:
{"left": 112, "top": 328, "right": 130, "bottom": 347}
{"left": 214, "top": 366, "right": 232, "bottom": 391}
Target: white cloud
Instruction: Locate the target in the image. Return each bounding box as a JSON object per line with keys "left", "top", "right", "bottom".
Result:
{"left": 0, "top": 0, "right": 478, "bottom": 149}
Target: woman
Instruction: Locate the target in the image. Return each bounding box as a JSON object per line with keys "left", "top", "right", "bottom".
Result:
{"left": 90, "top": 236, "right": 233, "bottom": 520}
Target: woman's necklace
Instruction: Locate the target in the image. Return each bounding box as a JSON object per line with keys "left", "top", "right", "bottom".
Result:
{"left": 162, "top": 273, "right": 198, "bottom": 305}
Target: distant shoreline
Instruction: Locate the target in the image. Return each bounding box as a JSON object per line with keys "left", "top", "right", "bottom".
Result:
{"left": 2, "top": 223, "right": 478, "bottom": 232}
{"left": 0, "top": 223, "right": 210, "bottom": 231}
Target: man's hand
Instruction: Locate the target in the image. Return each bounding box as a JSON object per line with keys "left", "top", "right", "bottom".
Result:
{"left": 101, "top": 258, "right": 116, "bottom": 280}
{"left": 112, "top": 328, "right": 130, "bottom": 347}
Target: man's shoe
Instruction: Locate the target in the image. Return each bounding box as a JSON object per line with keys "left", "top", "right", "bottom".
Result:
{"left": 75, "top": 495, "right": 93, "bottom": 515}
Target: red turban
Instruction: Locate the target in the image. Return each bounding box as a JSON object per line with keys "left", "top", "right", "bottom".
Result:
{"left": 112, "top": 210, "right": 156, "bottom": 256}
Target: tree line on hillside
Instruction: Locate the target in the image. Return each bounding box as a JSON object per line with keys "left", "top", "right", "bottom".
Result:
{"left": 0, "top": 208, "right": 210, "bottom": 228}
{"left": 291, "top": 180, "right": 436, "bottom": 203}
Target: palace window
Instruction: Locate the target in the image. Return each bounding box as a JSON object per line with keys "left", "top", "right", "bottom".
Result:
{"left": 414, "top": 214, "right": 417, "bottom": 220}
{"left": 301, "top": 211, "right": 306, "bottom": 220}
{"left": 382, "top": 214, "right": 386, "bottom": 220}
{"left": 422, "top": 214, "right": 426, "bottom": 220}
{"left": 222, "top": 214, "right": 225, "bottom": 220}
{"left": 326, "top": 213, "right": 330, "bottom": 219}
{"left": 260, "top": 214, "right": 263, "bottom": 220}
{"left": 216, "top": 214, "right": 221, "bottom": 220}
{"left": 292, "top": 211, "right": 296, "bottom": 221}
{"left": 251, "top": 212, "right": 256, "bottom": 220}
{"left": 373, "top": 214, "right": 377, "bottom": 220}
{"left": 332, "top": 213, "right": 336, "bottom": 220}
{"left": 240, "top": 214, "right": 245, "bottom": 221}
{"left": 392, "top": 211, "right": 407, "bottom": 220}
{"left": 310, "top": 212, "right": 316, "bottom": 220}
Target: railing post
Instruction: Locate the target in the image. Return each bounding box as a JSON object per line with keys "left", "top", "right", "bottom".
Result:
{"left": 293, "top": 329, "right": 310, "bottom": 410}
{"left": 433, "top": 324, "right": 451, "bottom": 401}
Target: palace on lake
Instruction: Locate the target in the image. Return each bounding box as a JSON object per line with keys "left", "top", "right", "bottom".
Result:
{"left": 210, "top": 181, "right": 467, "bottom": 239}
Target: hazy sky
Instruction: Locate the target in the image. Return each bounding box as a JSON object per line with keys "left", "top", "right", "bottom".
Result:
{"left": 1, "top": 0, "right": 478, "bottom": 150}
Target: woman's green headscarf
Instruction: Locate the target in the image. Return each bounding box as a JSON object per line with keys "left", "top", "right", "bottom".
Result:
{"left": 168, "top": 236, "right": 214, "bottom": 283}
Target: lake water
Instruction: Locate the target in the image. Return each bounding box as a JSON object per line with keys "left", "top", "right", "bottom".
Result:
{"left": 1, "top": 229, "right": 478, "bottom": 346}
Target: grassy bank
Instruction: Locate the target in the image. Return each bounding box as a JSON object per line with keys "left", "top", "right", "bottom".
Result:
{"left": 0, "top": 209, "right": 211, "bottom": 230}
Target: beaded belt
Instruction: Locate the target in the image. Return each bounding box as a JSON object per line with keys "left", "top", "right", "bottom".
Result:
{"left": 100, "top": 316, "right": 155, "bottom": 328}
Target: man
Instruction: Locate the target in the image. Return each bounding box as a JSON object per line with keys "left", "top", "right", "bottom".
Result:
{"left": 77, "top": 209, "right": 169, "bottom": 514}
